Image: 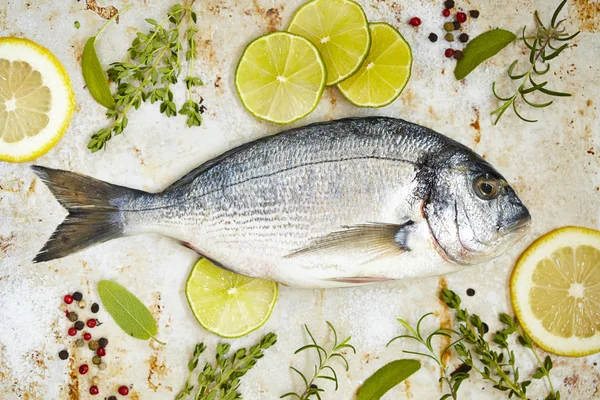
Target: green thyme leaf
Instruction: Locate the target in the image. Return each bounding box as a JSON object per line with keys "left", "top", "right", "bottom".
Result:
{"left": 97, "top": 280, "right": 165, "bottom": 345}
{"left": 357, "top": 359, "right": 420, "bottom": 400}
{"left": 82, "top": 36, "right": 116, "bottom": 109}
{"left": 454, "top": 29, "right": 517, "bottom": 80}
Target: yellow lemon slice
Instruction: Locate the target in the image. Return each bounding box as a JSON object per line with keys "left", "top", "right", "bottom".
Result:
{"left": 186, "top": 258, "right": 278, "bottom": 338}
{"left": 511, "top": 226, "right": 600, "bottom": 356}
{"left": 0, "top": 37, "right": 75, "bottom": 162}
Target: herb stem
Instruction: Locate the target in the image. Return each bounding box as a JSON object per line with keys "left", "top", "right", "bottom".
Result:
{"left": 528, "top": 335, "right": 556, "bottom": 394}
{"left": 96, "top": 4, "right": 133, "bottom": 37}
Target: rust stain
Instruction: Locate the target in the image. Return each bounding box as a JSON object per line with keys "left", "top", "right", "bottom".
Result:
{"left": 435, "top": 276, "right": 452, "bottom": 391}
{"left": 26, "top": 178, "right": 36, "bottom": 196}
{"left": 572, "top": 0, "right": 600, "bottom": 32}
{"left": 130, "top": 392, "right": 140, "bottom": 400}
{"left": 564, "top": 374, "right": 579, "bottom": 386}
{"left": 146, "top": 352, "right": 169, "bottom": 392}
{"left": 132, "top": 147, "right": 146, "bottom": 165}
{"left": 471, "top": 108, "right": 481, "bottom": 144}
{"left": 265, "top": 8, "right": 283, "bottom": 32}
{"left": 400, "top": 88, "right": 415, "bottom": 108}
{"left": 70, "top": 38, "right": 85, "bottom": 64}
{"left": 587, "top": 99, "right": 593, "bottom": 107}
{"left": 68, "top": 357, "right": 80, "bottom": 400}
{"left": 0, "top": 233, "right": 16, "bottom": 255}
{"left": 404, "top": 378, "right": 413, "bottom": 399}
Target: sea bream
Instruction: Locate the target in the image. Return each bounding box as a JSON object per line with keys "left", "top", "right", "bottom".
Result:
{"left": 33, "top": 117, "right": 531, "bottom": 288}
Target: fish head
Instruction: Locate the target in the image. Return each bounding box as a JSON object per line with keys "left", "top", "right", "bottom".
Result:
{"left": 424, "top": 153, "right": 531, "bottom": 265}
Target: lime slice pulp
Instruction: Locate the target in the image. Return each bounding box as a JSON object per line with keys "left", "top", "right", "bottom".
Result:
{"left": 186, "top": 258, "right": 278, "bottom": 338}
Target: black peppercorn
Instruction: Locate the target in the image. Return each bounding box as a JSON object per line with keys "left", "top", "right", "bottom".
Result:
{"left": 108, "top": 397, "right": 117, "bottom": 400}
{"left": 469, "top": 10, "right": 480, "bottom": 18}
{"left": 58, "top": 350, "right": 69, "bottom": 360}
{"left": 428, "top": 33, "right": 438, "bottom": 42}
{"left": 453, "top": 50, "right": 464, "bottom": 60}
{"left": 444, "top": 0, "right": 455, "bottom": 9}
{"left": 482, "top": 322, "right": 489, "bottom": 334}
{"left": 74, "top": 320, "right": 85, "bottom": 331}
{"left": 98, "top": 338, "right": 108, "bottom": 348}
{"left": 459, "top": 33, "right": 469, "bottom": 43}
{"left": 467, "top": 288, "right": 475, "bottom": 296}
{"left": 72, "top": 291, "right": 83, "bottom": 301}
{"left": 91, "top": 303, "right": 99, "bottom": 313}
{"left": 453, "top": 20, "right": 461, "bottom": 30}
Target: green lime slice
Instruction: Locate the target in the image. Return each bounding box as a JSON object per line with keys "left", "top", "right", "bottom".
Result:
{"left": 288, "top": 0, "right": 370, "bottom": 86}
{"left": 337, "top": 23, "right": 412, "bottom": 107}
{"left": 234, "top": 31, "right": 326, "bottom": 124}
{"left": 185, "top": 258, "right": 278, "bottom": 338}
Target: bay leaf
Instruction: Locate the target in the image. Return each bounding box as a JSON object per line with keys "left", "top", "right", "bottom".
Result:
{"left": 97, "top": 280, "right": 165, "bottom": 344}
{"left": 357, "top": 359, "right": 421, "bottom": 400}
{"left": 454, "top": 29, "right": 517, "bottom": 80}
{"left": 82, "top": 35, "right": 116, "bottom": 109}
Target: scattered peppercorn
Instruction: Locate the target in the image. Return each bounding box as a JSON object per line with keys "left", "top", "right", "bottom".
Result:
{"left": 92, "top": 355, "right": 102, "bottom": 365}
{"left": 428, "top": 33, "right": 438, "bottom": 42}
{"left": 453, "top": 20, "right": 460, "bottom": 30}
{"left": 456, "top": 12, "right": 467, "bottom": 23}
{"left": 98, "top": 338, "right": 108, "bottom": 348}
{"left": 67, "top": 311, "right": 78, "bottom": 322}
{"left": 444, "top": 0, "right": 455, "bottom": 9}
{"left": 310, "top": 383, "right": 318, "bottom": 389}
{"left": 92, "top": 376, "right": 100, "bottom": 386}
{"left": 459, "top": 33, "right": 469, "bottom": 43}
{"left": 59, "top": 303, "right": 67, "bottom": 312}
{"left": 90, "top": 385, "right": 99, "bottom": 395}
{"left": 442, "top": 8, "right": 450, "bottom": 17}
{"left": 409, "top": 17, "right": 421, "bottom": 27}
{"left": 75, "top": 321, "right": 85, "bottom": 331}
{"left": 445, "top": 33, "right": 454, "bottom": 42}
{"left": 445, "top": 48, "right": 455, "bottom": 58}
{"left": 482, "top": 322, "right": 489, "bottom": 334}
{"left": 58, "top": 350, "right": 69, "bottom": 360}
{"left": 453, "top": 50, "right": 464, "bottom": 60}
{"left": 79, "top": 364, "right": 89, "bottom": 375}
{"left": 87, "top": 319, "right": 97, "bottom": 328}
{"left": 443, "top": 22, "right": 454, "bottom": 32}
{"left": 84, "top": 332, "right": 92, "bottom": 341}
{"left": 68, "top": 327, "right": 78, "bottom": 336}
{"left": 89, "top": 340, "right": 100, "bottom": 351}
{"left": 75, "top": 339, "right": 85, "bottom": 348}
{"left": 97, "top": 348, "right": 106, "bottom": 357}
{"left": 108, "top": 397, "right": 117, "bottom": 400}
{"left": 72, "top": 292, "right": 83, "bottom": 302}
{"left": 78, "top": 300, "right": 86, "bottom": 309}
{"left": 74, "top": 21, "right": 80, "bottom": 29}
{"left": 469, "top": 10, "right": 479, "bottom": 18}
{"left": 118, "top": 386, "right": 130, "bottom": 396}
{"left": 467, "top": 288, "right": 475, "bottom": 296}
{"left": 91, "top": 303, "right": 99, "bottom": 313}
{"left": 98, "top": 362, "right": 107, "bottom": 371}
{"left": 64, "top": 294, "right": 73, "bottom": 304}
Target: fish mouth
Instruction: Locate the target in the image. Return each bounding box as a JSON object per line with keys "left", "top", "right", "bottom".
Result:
{"left": 499, "top": 213, "right": 532, "bottom": 236}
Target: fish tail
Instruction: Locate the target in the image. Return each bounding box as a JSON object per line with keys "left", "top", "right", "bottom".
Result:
{"left": 32, "top": 166, "right": 146, "bottom": 263}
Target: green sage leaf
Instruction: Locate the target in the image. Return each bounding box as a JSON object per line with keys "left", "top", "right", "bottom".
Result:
{"left": 97, "top": 280, "right": 165, "bottom": 344}
{"left": 357, "top": 359, "right": 421, "bottom": 400}
{"left": 82, "top": 36, "right": 116, "bottom": 109}
{"left": 454, "top": 29, "right": 517, "bottom": 80}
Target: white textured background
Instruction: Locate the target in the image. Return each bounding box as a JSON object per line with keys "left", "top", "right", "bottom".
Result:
{"left": 1, "top": 0, "right": 599, "bottom": 399}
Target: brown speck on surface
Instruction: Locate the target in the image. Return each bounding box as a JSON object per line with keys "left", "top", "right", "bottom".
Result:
{"left": 146, "top": 352, "right": 169, "bottom": 392}
{"left": 587, "top": 99, "right": 593, "bottom": 107}
{"left": 26, "top": 178, "right": 36, "bottom": 196}
{"left": 130, "top": 392, "right": 140, "bottom": 400}
{"left": 404, "top": 378, "right": 413, "bottom": 399}
{"left": 564, "top": 374, "right": 579, "bottom": 386}
{"left": 0, "top": 233, "right": 16, "bottom": 255}
{"left": 67, "top": 358, "right": 79, "bottom": 400}
{"left": 265, "top": 8, "right": 282, "bottom": 32}
{"left": 214, "top": 76, "right": 222, "bottom": 88}
{"left": 587, "top": 148, "right": 595, "bottom": 155}
{"left": 572, "top": 0, "right": 600, "bottom": 32}
{"left": 471, "top": 108, "right": 481, "bottom": 144}
{"left": 85, "top": 0, "right": 119, "bottom": 22}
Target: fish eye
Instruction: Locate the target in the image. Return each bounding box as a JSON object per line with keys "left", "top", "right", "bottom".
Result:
{"left": 473, "top": 175, "right": 500, "bottom": 200}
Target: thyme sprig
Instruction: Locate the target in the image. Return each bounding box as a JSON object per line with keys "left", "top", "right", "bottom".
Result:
{"left": 175, "top": 333, "right": 278, "bottom": 400}
{"left": 491, "top": 0, "right": 579, "bottom": 125}
{"left": 281, "top": 322, "right": 356, "bottom": 400}
{"left": 88, "top": 1, "right": 205, "bottom": 152}
{"left": 388, "top": 313, "right": 466, "bottom": 400}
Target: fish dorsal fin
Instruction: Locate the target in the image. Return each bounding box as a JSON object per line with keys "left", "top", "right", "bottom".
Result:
{"left": 285, "top": 221, "right": 413, "bottom": 263}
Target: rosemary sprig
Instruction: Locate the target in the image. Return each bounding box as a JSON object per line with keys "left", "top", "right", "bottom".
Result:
{"left": 388, "top": 313, "right": 466, "bottom": 400}
{"left": 281, "top": 322, "right": 356, "bottom": 400}
{"left": 175, "top": 333, "right": 277, "bottom": 400}
{"left": 441, "top": 288, "right": 560, "bottom": 400}
{"left": 88, "top": 1, "right": 205, "bottom": 152}
{"left": 491, "top": 0, "right": 579, "bottom": 125}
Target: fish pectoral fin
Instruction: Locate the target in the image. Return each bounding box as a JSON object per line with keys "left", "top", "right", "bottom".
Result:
{"left": 285, "top": 221, "right": 413, "bottom": 263}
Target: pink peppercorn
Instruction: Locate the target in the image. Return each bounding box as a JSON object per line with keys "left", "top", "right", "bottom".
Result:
{"left": 456, "top": 12, "right": 467, "bottom": 23}
{"left": 442, "top": 9, "right": 450, "bottom": 17}
{"left": 409, "top": 17, "right": 421, "bottom": 27}
{"left": 445, "top": 48, "right": 455, "bottom": 58}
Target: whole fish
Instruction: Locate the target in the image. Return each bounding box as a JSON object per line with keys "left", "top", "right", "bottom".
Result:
{"left": 33, "top": 117, "right": 531, "bottom": 288}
